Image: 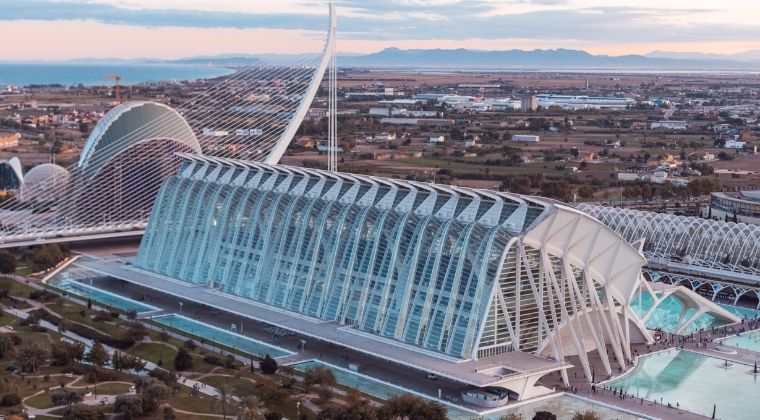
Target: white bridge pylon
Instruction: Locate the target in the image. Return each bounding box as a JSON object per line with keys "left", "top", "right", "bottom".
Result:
{"left": 0, "top": 4, "right": 338, "bottom": 248}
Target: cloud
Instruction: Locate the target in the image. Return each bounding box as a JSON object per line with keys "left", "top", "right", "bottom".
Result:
{"left": 1, "top": 0, "right": 759, "bottom": 49}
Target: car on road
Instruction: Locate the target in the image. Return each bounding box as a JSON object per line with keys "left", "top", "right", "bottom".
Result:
{"left": 426, "top": 373, "right": 439, "bottom": 380}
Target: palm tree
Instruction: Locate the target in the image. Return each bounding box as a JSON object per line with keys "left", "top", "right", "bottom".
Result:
{"left": 217, "top": 383, "right": 234, "bottom": 420}
{"left": 240, "top": 395, "right": 265, "bottom": 420}
{"left": 15, "top": 342, "right": 48, "bottom": 373}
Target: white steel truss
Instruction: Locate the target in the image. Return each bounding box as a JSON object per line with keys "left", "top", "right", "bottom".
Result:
{"left": 0, "top": 5, "right": 338, "bottom": 247}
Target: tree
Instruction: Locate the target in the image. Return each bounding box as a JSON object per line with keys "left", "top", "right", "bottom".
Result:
{"left": 162, "top": 406, "right": 177, "bottom": 420}
{"left": 112, "top": 350, "right": 145, "bottom": 372}
{"left": 572, "top": 411, "right": 601, "bottom": 420}
{"left": 51, "top": 389, "right": 84, "bottom": 406}
{"left": 577, "top": 185, "right": 596, "bottom": 200}
{"left": 260, "top": 354, "right": 278, "bottom": 374}
{"left": 318, "top": 400, "right": 378, "bottom": 420}
{"left": 63, "top": 403, "right": 104, "bottom": 420}
{"left": 0, "top": 334, "right": 15, "bottom": 358}
{"left": 15, "top": 342, "right": 48, "bottom": 373}
{"left": 0, "top": 393, "right": 21, "bottom": 407}
{"left": 87, "top": 341, "right": 109, "bottom": 368}
{"left": 50, "top": 341, "right": 75, "bottom": 366}
{"left": 533, "top": 411, "right": 557, "bottom": 420}
{"left": 378, "top": 394, "right": 447, "bottom": 420}
{"left": 218, "top": 383, "right": 234, "bottom": 420}
{"left": 0, "top": 251, "right": 16, "bottom": 275}
{"left": 304, "top": 366, "right": 336, "bottom": 390}
{"left": 173, "top": 347, "right": 193, "bottom": 371}
{"left": 114, "top": 394, "right": 143, "bottom": 420}
{"left": 241, "top": 395, "right": 265, "bottom": 420}
{"left": 256, "top": 377, "right": 289, "bottom": 409}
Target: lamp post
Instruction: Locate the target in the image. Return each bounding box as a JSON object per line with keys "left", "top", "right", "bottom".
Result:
{"left": 296, "top": 401, "right": 301, "bottom": 419}
{"left": 178, "top": 301, "right": 183, "bottom": 314}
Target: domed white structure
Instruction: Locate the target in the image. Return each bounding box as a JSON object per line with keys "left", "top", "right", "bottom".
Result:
{"left": 21, "top": 163, "right": 70, "bottom": 202}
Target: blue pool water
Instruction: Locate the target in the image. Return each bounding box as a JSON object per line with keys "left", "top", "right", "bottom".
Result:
{"left": 631, "top": 290, "right": 725, "bottom": 333}
{"left": 606, "top": 350, "right": 760, "bottom": 419}
{"left": 720, "top": 330, "right": 760, "bottom": 352}
{"left": 46, "top": 264, "right": 158, "bottom": 313}
{"left": 719, "top": 304, "right": 760, "bottom": 320}
{"left": 293, "top": 360, "right": 642, "bottom": 420}
{"left": 153, "top": 314, "right": 292, "bottom": 358}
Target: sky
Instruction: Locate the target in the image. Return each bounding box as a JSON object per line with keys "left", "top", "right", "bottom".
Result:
{"left": 2, "top": 0, "right": 760, "bottom": 60}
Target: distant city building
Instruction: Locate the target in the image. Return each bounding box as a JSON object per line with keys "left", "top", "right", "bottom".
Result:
{"left": 368, "top": 107, "right": 390, "bottom": 116}
{"left": 724, "top": 139, "right": 746, "bottom": 149}
{"left": 521, "top": 95, "right": 538, "bottom": 112}
{"left": 535, "top": 94, "right": 634, "bottom": 110}
{"left": 458, "top": 84, "right": 501, "bottom": 89}
{"left": 0, "top": 133, "right": 20, "bottom": 149}
{"left": 650, "top": 120, "right": 688, "bottom": 130}
{"left": 512, "top": 134, "right": 540, "bottom": 142}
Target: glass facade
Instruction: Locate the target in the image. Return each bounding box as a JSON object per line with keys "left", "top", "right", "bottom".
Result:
{"left": 135, "top": 155, "right": 548, "bottom": 359}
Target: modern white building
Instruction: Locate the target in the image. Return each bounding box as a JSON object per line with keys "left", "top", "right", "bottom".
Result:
{"left": 535, "top": 94, "right": 634, "bottom": 110}
{"left": 76, "top": 153, "right": 736, "bottom": 404}
{"left": 512, "top": 134, "right": 540, "bottom": 142}
{"left": 650, "top": 120, "right": 688, "bottom": 130}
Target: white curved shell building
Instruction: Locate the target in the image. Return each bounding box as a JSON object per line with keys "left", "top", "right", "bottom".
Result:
{"left": 78, "top": 101, "right": 201, "bottom": 179}
{"left": 0, "top": 157, "right": 23, "bottom": 191}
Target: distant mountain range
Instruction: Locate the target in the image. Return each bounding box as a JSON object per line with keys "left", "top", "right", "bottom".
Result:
{"left": 336, "top": 48, "right": 760, "bottom": 70}
{"left": 647, "top": 50, "right": 760, "bottom": 63}
{"left": 3, "top": 48, "right": 760, "bottom": 70}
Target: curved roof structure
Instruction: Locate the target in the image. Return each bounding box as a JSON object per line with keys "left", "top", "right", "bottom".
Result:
{"left": 134, "top": 153, "right": 662, "bottom": 384}
{"left": 578, "top": 204, "right": 760, "bottom": 281}
{"left": 20, "top": 163, "right": 70, "bottom": 202}
{"left": 0, "top": 157, "right": 23, "bottom": 190}
{"left": 78, "top": 101, "right": 201, "bottom": 179}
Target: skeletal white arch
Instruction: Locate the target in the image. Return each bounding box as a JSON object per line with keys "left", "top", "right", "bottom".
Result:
{"left": 78, "top": 101, "right": 201, "bottom": 179}
{"left": 578, "top": 204, "right": 760, "bottom": 280}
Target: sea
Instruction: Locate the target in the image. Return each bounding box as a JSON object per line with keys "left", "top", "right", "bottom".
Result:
{"left": 0, "top": 63, "right": 235, "bottom": 87}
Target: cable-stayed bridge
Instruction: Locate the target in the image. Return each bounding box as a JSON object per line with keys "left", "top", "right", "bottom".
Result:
{"left": 0, "top": 6, "right": 337, "bottom": 248}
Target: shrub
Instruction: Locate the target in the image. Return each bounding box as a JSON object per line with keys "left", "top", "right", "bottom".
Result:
{"left": 183, "top": 339, "right": 196, "bottom": 350}
{"left": 260, "top": 354, "right": 278, "bottom": 374}
{"left": 0, "top": 393, "right": 21, "bottom": 407}
{"left": 173, "top": 347, "right": 193, "bottom": 371}
{"left": 203, "top": 355, "right": 223, "bottom": 366}
{"left": 148, "top": 368, "right": 177, "bottom": 386}
{"left": 63, "top": 403, "right": 105, "bottom": 420}
{"left": 51, "top": 389, "right": 84, "bottom": 406}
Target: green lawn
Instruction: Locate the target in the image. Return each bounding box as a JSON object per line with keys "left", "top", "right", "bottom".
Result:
{"left": 25, "top": 392, "right": 55, "bottom": 409}
{"left": 170, "top": 387, "right": 238, "bottom": 415}
{"left": 200, "top": 374, "right": 258, "bottom": 398}
{"left": 0, "top": 277, "right": 37, "bottom": 297}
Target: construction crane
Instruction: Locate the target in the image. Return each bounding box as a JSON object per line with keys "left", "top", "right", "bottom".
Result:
{"left": 104, "top": 74, "right": 122, "bottom": 104}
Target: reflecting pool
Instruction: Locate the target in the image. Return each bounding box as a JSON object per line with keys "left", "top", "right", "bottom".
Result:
{"left": 47, "top": 264, "right": 158, "bottom": 313}
{"left": 719, "top": 304, "right": 760, "bottom": 320}
{"left": 152, "top": 314, "right": 292, "bottom": 358}
{"left": 720, "top": 330, "right": 760, "bottom": 352}
{"left": 606, "top": 350, "right": 760, "bottom": 420}
{"left": 293, "top": 360, "right": 643, "bottom": 420}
